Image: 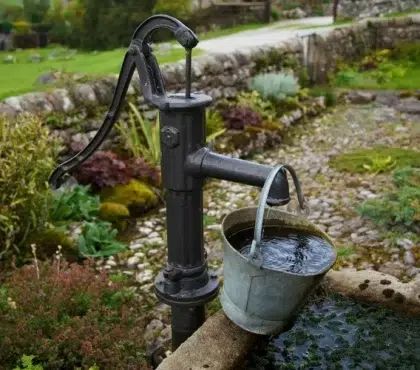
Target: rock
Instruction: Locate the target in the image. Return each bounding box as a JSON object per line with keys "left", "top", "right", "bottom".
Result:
{"left": 0, "top": 102, "right": 18, "bottom": 118}
{"left": 36, "top": 72, "right": 57, "bottom": 85}
{"left": 126, "top": 255, "right": 140, "bottom": 269}
{"left": 28, "top": 54, "right": 42, "bottom": 63}
{"left": 139, "top": 227, "right": 153, "bottom": 235}
{"left": 136, "top": 269, "right": 154, "bottom": 283}
{"left": 145, "top": 320, "right": 171, "bottom": 367}
{"left": 70, "top": 133, "right": 89, "bottom": 152}
{"left": 3, "top": 55, "right": 16, "bottom": 64}
{"left": 378, "top": 261, "right": 407, "bottom": 280}
{"left": 397, "top": 98, "right": 420, "bottom": 114}
{"left": 282, "top": 7, "right": 307, "bottom": 19}
{"left": 346, "top": 91, "right": 376, "bottom": 105}
{"left": 404, "top": 251, "right": 416, "bottom": 266}
{"left": 397, "top": 238, "right": 414, "bottom": 250}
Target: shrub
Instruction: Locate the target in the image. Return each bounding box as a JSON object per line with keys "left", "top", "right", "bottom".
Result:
{"left": 73, "top": 151, "right": 160, "bottom": 191}
{"left": 206, "top": 109, "right": 225, "bottom": 137}
{"left": 50, "top": 185, "right": 100, "bottom": 222}
{"left": 0, "top": 259, "right": 151, "bottom": 369}
{"left": 12, "top": 20, "right": 31, "bottom": 35}
{"left": 153, "top": 0, "right": 191, "bottom": 20}
{"left": 392, "top": 42, "right": 420, "bottom": 63}
{"left": 236, "top": 91, "right": 277, "bottom": 121}
{"left": 220, "top": 105, "right": 263, "bottom": 130}
{"left": 248, "top": 73, "right": 299, "bottom": 102}
{"left": 357, "top": 167, "right": 420, "bottom": 230}
{"left": 0, "top": 116, "right": 61, "bottom": 259}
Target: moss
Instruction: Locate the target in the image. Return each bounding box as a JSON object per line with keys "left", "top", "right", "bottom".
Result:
{"left": 330, "top": 147, "right": 420, "bottom": 174}
{"left": 101, "top": 180, "right": 159, "bottom": 217}
{"left": 27, "top": 227, "right": 79, "bottom": 262}
{"left": 99, "top": 202, "right": 130, "bottom": 221}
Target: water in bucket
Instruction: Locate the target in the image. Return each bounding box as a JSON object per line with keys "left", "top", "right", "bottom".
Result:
{"left": 228, "top": 224, "right": 336, "bottom": 275}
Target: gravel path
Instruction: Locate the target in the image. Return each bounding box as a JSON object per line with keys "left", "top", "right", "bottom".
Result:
{"left": 184, "top": 17, "right": 334, "bottom": 54}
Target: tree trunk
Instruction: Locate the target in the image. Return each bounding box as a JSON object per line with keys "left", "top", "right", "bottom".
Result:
{"left": 264, "top": 0, "right": 271, "bottom": 23}
{"left": 333, "top": 0, "right": 340, "bottom": 22}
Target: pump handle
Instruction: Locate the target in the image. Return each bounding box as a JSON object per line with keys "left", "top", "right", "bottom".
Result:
{"left": 49, "top": 15, "right": 198, "bottom": 190}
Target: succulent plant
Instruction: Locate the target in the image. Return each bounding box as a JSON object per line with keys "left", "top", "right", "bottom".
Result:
{"left": 220, "top": 105, "right": 263, "bottom": 130}
{"left": 249, "top": 72, "right": 299, "bottom": 102}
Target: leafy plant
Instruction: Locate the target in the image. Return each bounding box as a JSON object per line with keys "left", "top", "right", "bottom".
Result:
{"left": 13, "top": 355, "right": 43, "bottom": 370}
{"left": 50, "top": 185, "right": 100, "bottom": 222}
{"left": 248, "top": 72, "right": 299, "bottom": 102}
{"left": 362, "top": 155, "right": 396, "bottom": 174}
{"left": 357, "top": 167, "right": 420, "bottom": 230}
{"left": 78, "top": 221, "right": 127, "bottom": 258}
{"left": 0, "top": 116, "right": 61, "bottom": 258}
{"left": 236, "top": 91, "right": 277, "bottom": 121}
{"left": 73, "top": 151, "right": 160, "bottom": 191}
{"left": 0, "top": 260, "right": 151, "bottom": 369}
{"left": 392, "top": 42, "right": 420, "bottom": 63}
{"left": 220, "top": 105, "right": 263, "bottom": 130}
{"left": 117, "top": 103, "right": 161, "bottom": 167}
{"left": 205, "top": 109, "right": 226, "bottom": 143}
{"left": 334, "top": 69, "right": 361, "bottom": 86}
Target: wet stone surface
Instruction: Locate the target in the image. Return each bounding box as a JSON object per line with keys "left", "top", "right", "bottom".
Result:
{"left": 244, "top": 293, "right": 420, "bottom": 370}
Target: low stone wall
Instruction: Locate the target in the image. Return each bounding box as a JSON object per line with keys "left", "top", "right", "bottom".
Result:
{"left": 338, "top": 0, "right": 420, "bottom": 20}
{"left": 306, "top": 15, "right": 420, "bottom": 84}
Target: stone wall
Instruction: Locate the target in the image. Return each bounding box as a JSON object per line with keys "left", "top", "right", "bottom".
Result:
{"left": 338, "top": 0, "right": 420, "bottom": 20}
{"left": 306, "top": 15, "right": 420, "bottom": 84}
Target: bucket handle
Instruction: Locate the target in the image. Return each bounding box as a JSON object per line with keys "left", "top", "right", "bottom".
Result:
{"left": 247, "top": 164, "right": 307, "bottom": 267}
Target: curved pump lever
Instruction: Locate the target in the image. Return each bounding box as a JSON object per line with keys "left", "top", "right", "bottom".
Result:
{"left": 49, "top": 15, "right": 198, "bottom": 189}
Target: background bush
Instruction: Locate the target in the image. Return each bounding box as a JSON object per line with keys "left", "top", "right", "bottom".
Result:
{"left": 0, "top": 260, "right": 151, "bottom": 369}
{"left": 0, "top": 115, "right": 61, "bottom": 259}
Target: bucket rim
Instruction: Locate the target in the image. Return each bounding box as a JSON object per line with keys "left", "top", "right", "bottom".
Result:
{"left": 221, "top": 206, "right": 338, "bottom": 277}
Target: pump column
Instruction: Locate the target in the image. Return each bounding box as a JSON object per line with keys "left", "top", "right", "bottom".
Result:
{"left": 154, "top": 95, "right": 219, "bottom": 350}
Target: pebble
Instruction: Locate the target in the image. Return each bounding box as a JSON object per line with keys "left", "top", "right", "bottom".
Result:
{"left": 136, "top": 269, "right": 154, "bottom": 283}
{"left": 144, "top": 221, "right": 155, "bottom": 228}
{"left": 148, "top": 249, "right": 159, "bottom": 256}
{"left": 126, "top": 256, "right": 140, "bottom": 268}
{"left": 139, "top": 227, "right": 153, "bottom": 235}
{"left": 404, "top": 251, "right": 416, "bottom": 266}
{"left": 130, "top": 242, "right": 144, "bottom": 250}
{"left": 397, "top": 238, "right": 414, "bottom": 250}
{"left": 106, "top": 259, "right": 117, "bottom": 267}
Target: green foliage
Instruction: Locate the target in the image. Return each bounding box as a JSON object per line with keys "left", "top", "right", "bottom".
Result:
{"left": 206, "top": 109, "right": 226, "bottom": 142}
{"left": 153, "top": 0, "right": 191, "bottom": 19}
{"left": 0, "top": 260, "right": 151, "bottom": 369}
{"left": 50, "top": 185, "right": 100, "bottom": 222}
{"left": 0, "top": 115, "right": 61, "bottom": 258}
{"left": 357, "top": 167, "right": 420, "bottom": 230}
{"left": 309, "top": 87, "right": 337, "bottom": 107}
{"left": 117, "top": 103, "right": 160, "bottom": 166}
{"left": 391, "top": 42, "right": 420, "bottom": 63}
{"left": 330, "top": 147, "right": 420, "bottom": 174}
{"left": 14, "top": 355, "right": 43, "bottom": 370}
{"left": 236, "top": 91, "right": 277, "bottom": 121}
{"left": 362, "top": 155, "right": 396, "bottom": 175}
{"left": 22, "top": 0, "right": 50, "bottom": 24}
{"left": 249, "top": 72, "right": 299, "bottom": 102}
{"left": 78, "top": 221, "right": 126, "bottom": 258}
{"left": 337, "top": 247, "right": 356, "bottom": 258}
{"left": 334, "top": 69, "right": 361, "bottom": 86}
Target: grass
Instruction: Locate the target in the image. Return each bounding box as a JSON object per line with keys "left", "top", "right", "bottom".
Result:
{"left": 330, "top": 147, "right": 420, "bottom": 174}
{"left": 0, "top": 46, "right": 203, "bottom": 99}
{"left": 197, "top": 22, "right": 265, "bottom": 40}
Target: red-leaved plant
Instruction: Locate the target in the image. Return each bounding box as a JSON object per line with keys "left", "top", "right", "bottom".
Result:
{"left": 220, "top": 105, "right": 262, "bottom": 130}
{"left": 0, "top": 259, "right": 151, "bottom": 370}
{"left": 73, "top": 151, "right": 160, "bottom": 191}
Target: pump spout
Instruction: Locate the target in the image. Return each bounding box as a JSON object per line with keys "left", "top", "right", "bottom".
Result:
{"left": 186, "top": 148, "right": 291, "bottom": 206}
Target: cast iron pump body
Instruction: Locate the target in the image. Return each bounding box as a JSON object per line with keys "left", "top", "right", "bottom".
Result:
{"left": 49, "top": 15, "right": 292, "bottom": 350}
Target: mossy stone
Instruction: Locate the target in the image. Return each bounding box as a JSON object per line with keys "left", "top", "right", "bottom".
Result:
{"left": 101, "top": 180, "right": 159, "bottom": 217}
{"left": 99, "top": 202, "right": 130, "bottom": 221}
{"left": 27, "top": 227, "right": 79, "bottom": 262}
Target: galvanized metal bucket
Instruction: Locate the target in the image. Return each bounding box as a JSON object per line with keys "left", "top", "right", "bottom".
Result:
{"left": 220, "top": 165, "right": 337, "bottom": 335}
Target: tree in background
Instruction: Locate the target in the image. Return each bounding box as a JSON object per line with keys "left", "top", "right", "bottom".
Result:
{"left": 22, "top": 0, "right": 50, "bottom": 24}
{"left": 153, "top": 0, "right": 191, "bottom": 20}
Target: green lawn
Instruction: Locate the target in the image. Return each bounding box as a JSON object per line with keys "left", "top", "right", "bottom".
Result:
{"left": 197, "top": 22, "right": 265, "bottom": 40}
{"left": 0, "top": 46, "right": 203, "bottom": 99}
